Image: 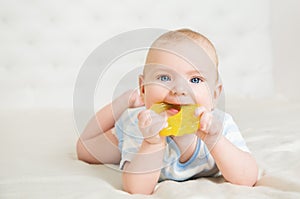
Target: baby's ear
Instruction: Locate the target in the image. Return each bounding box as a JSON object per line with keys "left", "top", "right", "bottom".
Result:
{"left": 213, "top": 83, "right": 222, "bottom": 100}
{"left": 138, "top": 75, "right": 145, "bottom": 96}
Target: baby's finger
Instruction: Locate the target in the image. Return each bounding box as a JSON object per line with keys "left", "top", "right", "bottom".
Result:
{"left": 206, "top": 115, "right": 213, "bottom": 132}
{"left": 148, "top": 112, "right": 168, "bottom": 132}
{"left": 207, "top": 116, "right": 222, "bottom": 136}
{"left": 200, "top": 112, "right": 212, "bottom": 131}
{"left": 138, "top": 110, "right": 152, "bottom": 127}
{"left": 194, "top": 106, "right": 206, "bottom": 117}
{"left": 138, "top": 110, "right": 168, "bottom": 138}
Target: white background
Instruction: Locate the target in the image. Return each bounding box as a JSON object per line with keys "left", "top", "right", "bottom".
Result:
{"left": 0, "top": 0, "right": 299, "bottom": 109}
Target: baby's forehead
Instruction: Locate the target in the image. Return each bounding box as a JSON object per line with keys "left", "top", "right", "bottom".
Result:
{"left": 144, "top": 51, "right": 200, "bottom": 71}
{"left": 150, "top": 34, "right": 218, "bottom": 65}
{"left": 144, "top": 46, "right": 215, "bottom": 71}
{"left": 149, "top": 38, "right": 214, "bottom": 63}
{"left": 143, "top": 45, "right": 218, "bottom": 82}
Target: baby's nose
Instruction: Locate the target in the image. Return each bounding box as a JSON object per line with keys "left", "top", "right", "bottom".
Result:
{"left": 170, "top": 79, "right": 188, "bottom": 96}
{"left": 170, "top": 86, "right": 187, "bottom": 96}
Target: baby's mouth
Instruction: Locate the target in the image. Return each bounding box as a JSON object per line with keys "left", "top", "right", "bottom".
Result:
{"left": 164, "top": 103, "right": 181, "bottom": 116}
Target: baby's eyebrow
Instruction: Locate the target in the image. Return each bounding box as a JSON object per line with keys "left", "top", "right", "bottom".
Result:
{"left": 186, "top": 70, "right": 204, "bottom": 76}
{"left": 146, "top": 64, "right": 170, "bottom": 69}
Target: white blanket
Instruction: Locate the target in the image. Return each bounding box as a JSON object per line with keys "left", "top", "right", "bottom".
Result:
{"left": 1, "top": 99, "right": 300, "bottom": 198}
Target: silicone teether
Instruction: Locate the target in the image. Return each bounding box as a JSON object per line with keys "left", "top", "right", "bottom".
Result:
{"left": 150, "top": 103, "right": 200, "bottom": 136}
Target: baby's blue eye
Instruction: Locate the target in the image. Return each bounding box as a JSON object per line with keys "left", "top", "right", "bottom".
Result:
{"left": 159, "top": 75, "right": 171, "bottom": 82}
{"left": 190, "top": 77, "right": 201, "bottom": 84}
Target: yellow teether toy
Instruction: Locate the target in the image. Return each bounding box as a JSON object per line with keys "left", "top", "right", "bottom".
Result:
{"left": 150, "top": 103, "right": 200, "bottom": 136}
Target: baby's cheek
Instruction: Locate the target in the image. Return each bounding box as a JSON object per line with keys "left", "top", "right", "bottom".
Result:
{"left": 144, "top": 86, "right": 169, "bottom": 107}
{"left": 194, "top": 90, "right": 214, "bottom": 110}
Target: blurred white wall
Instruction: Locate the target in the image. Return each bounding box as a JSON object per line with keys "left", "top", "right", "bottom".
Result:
{"left": 271, "top": 0, "right": 300, "bottom": 100}
{"left": 0, "top": 0, "right": 297, "bottom": 109}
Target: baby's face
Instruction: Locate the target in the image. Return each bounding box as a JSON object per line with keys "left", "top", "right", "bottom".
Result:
{"left": 140, "top": 48, "right": 220, "bottom": 114}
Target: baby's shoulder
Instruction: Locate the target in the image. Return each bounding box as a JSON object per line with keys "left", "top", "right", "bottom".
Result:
{"left": 213, "top": 109, "right": 239, "bottom": 131}
{"left": 213, "top": 109, "right": 234, "bottom": 122}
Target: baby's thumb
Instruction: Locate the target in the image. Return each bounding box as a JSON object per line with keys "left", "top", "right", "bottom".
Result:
{"left": 195, "top": 106, "right": 206, "bottom": 117}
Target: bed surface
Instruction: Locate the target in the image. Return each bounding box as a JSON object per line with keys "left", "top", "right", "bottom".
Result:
{"left": 1, "top": 99, "right": 300, "bottom": 198}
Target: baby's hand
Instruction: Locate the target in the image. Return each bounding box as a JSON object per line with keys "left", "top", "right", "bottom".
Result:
{"left": 125, "top": 89, "right": 145, "bottom": 108}
{"left": 138, "top": 110, "right": 167, "bottom": 145}
{"left": 194, "top": 107, "right": 223, "bottom": 148}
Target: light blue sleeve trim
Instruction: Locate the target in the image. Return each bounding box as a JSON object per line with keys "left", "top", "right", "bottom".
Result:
{"left": 176, "top": 138, "right": 201, "bottom": 168}
{"left": 115, "top": 117, "right": 124, "bottom": 152}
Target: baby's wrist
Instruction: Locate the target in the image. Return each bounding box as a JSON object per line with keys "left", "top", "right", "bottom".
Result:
{"left": 202, "top": 134, "right": 222, "bottom": 150}
{"left": 113, "top": 91, "right": 132, "bottom": 110}
{"left": 120, "top": 90, "right": 132, "bottom": 108}
{"left": 143, "top": 137, "right": 166, "bottom": 147}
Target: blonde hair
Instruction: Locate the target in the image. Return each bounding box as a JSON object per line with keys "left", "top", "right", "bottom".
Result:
{"left": 151, "top": 28, "right": 219, "bottom": 67}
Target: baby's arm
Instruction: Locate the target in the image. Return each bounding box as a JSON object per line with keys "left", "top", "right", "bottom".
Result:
{"left": 122, "top": 110, "right": 167, "bottom": 195}
{"left": 122, "top": 141, "right": 165, "bottom": 195}
{"left": 209, "top": 136, "right": 258, "bottom": 186}
{"left": 76, "top": 89, "right": 144, "bottom": 164}
{"left": 195, "top": 107, "right": 258, "bottom": 186}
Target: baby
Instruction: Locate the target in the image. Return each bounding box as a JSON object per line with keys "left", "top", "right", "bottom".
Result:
{"left": 76, "top": 29, "right": 258, "bottom": 195}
